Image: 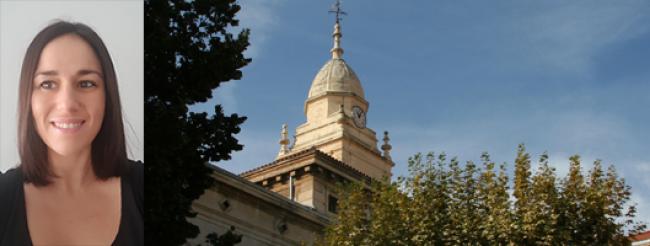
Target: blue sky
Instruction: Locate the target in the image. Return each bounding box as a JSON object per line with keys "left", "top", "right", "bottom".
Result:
{"left": 191, "top": 0, "right": 650, "bottom": 224}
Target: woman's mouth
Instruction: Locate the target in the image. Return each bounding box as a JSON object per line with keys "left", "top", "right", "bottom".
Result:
{"left": 51, "top": 120, "right": 85, "bottom": 132}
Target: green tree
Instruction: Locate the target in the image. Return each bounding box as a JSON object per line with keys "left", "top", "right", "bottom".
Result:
{"left": 477, "top": 153, "right": 512, "bottom": 245}
{"left": 144, "top": 0, "right": 250, "bottom": 245}
{"left": 528, "top": 152, "right": 560, "bottom": 244}
{"left": 558, "top": 155, "right": 587, "bottom": 244}
{"left": 406, "top": 153, "right": 452, "bottom": 245}
{"left": 581, "top": 160, "right": 645, "bottom": 244}
{"left": 366, "top": 180, "right": 411, "bottom": 245}
{"left": 512, "top": 144, "right": 534, "bottom": 244}
{"left": 445, "top": 156, "right": 466, "bottom": 244}
{"left": 323, "top": 146, "right": 645, "bottom": 245}
{"left": 604, "top": 165, "right": 647, "bottom": 243}
{"left": 448, "top": 160, "right": 482, "bottom": 244}
{"left": 323, "top": 181, "right": 370, "bottom": 246}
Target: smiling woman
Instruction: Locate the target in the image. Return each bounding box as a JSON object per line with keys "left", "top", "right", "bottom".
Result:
{"left": 0, "top": 21, "right": 143, "bottom": 245}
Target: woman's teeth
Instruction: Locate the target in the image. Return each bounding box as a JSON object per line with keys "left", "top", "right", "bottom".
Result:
{"left": 53, "top": 122, "right": 82, "bottom": 129}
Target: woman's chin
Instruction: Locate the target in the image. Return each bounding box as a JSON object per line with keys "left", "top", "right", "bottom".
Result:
{"left": 47, "top": 145, "right": 90, "bottom": 157}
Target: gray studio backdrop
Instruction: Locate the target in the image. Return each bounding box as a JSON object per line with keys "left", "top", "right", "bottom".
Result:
{"left": 0, "top": 1, "right": 143, "bottom": 172}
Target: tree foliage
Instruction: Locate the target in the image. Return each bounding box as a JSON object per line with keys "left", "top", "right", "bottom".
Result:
{"left": 324, "top": 145, "right": 646, "bottom": 245}
{"left": 144, "top": 0, "right": 250, "bottom": 245}
{"left": 204, "top": 226, "right": 242, "bottom": 246}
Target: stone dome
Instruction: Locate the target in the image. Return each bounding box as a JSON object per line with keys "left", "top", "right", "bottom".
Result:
{"left": 308, "top": 58, "right": 365, "bottom": 99}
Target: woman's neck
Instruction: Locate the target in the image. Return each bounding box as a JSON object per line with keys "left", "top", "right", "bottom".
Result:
{"left": 47, "top": 147, "right": 96, "bottom": 195}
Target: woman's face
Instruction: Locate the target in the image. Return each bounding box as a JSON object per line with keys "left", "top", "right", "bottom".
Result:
{"left": 31, "top": 34, "right": 105, "bottom": 157}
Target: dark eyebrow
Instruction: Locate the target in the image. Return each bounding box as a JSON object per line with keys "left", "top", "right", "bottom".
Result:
{"left": 34, "top": 70, "right": 58, "bottom": 76}
{"left": 78, "top": 69, "right": 103, "bottom": 77}
{"left": 34, "top": 69, "right": 103, "bottom": 77}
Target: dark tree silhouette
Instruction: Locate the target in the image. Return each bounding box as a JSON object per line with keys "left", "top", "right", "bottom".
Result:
{"left": 204, "top": 226, "right": 242, "bottom": 246}
{"left": 144, "top": 0, "right": 250, "bottom": 245}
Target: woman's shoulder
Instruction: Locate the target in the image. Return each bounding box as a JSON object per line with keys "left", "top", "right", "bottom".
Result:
{"left": 0, "top": 167, "right": 22, "bottom": 197}
{"left": 0, "top": 167, "right": 23, "bottom": 230}
{"left": 125, "top": 159, "right": 143, "bottom": 184}
{"left": 124, "top": 160, "right": 143, "bottom": 213}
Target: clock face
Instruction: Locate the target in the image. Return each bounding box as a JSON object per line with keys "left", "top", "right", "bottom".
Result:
{"left": 351, "top": 106, "right": 366, "bottom": 128}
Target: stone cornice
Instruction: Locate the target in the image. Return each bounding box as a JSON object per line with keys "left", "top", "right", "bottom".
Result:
{"left": 240, "top": 147, "right": 373, "bottom": 184}
{"left": 304, "top": 91, "right": 369, "bottom": 115}
{"left": 209, "top": 164, "right": 331, "bottom": 226}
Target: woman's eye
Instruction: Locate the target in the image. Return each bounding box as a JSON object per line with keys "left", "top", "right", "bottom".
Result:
{"left": 79, "top": 80, "right": 97, "bottom": 88}
{"left": 39, "top": 80, "right": 55, "bottom": 90}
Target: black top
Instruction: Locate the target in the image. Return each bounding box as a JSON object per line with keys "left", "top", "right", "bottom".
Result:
{"left": 0, "top": 161, "right": 143, "bottom": 246}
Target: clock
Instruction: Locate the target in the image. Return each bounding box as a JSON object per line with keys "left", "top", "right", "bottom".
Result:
{"left": 351, "top": 106, "right": 366, "bottom": 128}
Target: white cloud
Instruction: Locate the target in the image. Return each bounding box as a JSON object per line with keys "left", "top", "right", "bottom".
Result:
{"left": 635, "top": 162, "right": 650, "bottom": 172}
{"left": 546, "top": 111, "right": 627, "bottom": 150}
{"left": 197, "top": 0, "right": 286, "bottom": 115}
{"left": 541, "top": 153, "right": 572, "bottom": 179}
{"left": 523, "top": 1, "right": 649, "bottom": 74}
{"left": 236, "top": 0, "right": 286, "bottom": 58}
{"left": 630, "top": 193, "right": 650, "bottom": 228}
{"left": 633, "top": 162, "right": 650, "bottom": 190}
{"left": 381, "top": 106, "right": 639, "bottom": 179}
{"left": 213, "top": 82, "right": 239, "bottom": 114}
{"left": 213, "top": 128, "right": 278, "bottom": 175}
{"left": 630, "top": 163, "right": 650, "bottom": 228}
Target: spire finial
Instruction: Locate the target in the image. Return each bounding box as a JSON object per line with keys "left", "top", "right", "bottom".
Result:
{"left": 381, "top": 131, "right": 392, "bottom": 161}
{"left": 329, "top": 0, "right": 346, "bottom": 24}
{"left": 278, "top": 124, "right": 290, "bottom": 157}
{"left": 290, "top": 134, "right": 297, "bottom": 150}
{"left": 328, "top": 0, "right": 346, "bottom": 59}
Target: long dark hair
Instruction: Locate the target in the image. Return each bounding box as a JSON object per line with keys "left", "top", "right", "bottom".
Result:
{"left": 18, "top": 20, "right": 127, "bottom": 186}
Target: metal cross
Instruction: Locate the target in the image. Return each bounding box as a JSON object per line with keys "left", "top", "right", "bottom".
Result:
{"left": 328, "top": 0, "right": 347, "bottom": 23}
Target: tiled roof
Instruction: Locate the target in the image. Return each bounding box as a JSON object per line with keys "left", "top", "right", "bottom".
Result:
{"left": 239, "top": 146, "right": 373, "bottom": 183}
{"left": 632, "top": 230, "right": 650, "bottom": 241}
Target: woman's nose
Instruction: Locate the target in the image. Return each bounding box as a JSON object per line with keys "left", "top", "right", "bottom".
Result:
{"left": 55, "top": 81, "right": 81, "bottom": 112}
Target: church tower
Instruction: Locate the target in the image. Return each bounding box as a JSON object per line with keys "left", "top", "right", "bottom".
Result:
{"left": 281, "top": 4, "right": 393, "bottom": 181}
{"left": 241, "top": 1, "right": 393, "bottom": 215}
